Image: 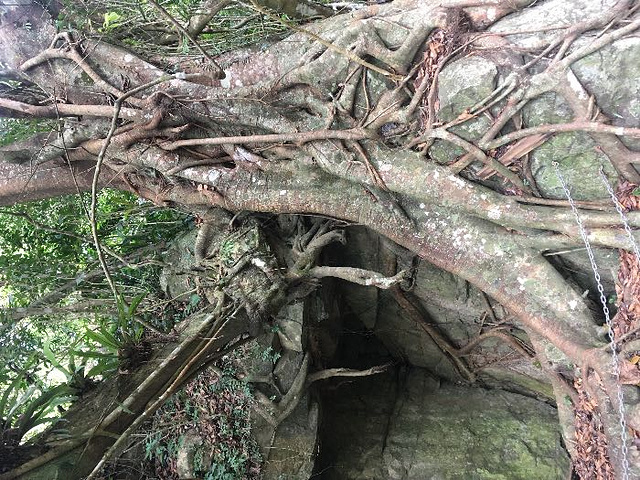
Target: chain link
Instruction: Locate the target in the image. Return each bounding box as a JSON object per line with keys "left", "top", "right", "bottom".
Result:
{"left": 600, "top": 168, "right": 640, "bottom": 263}
{"left": 553, "top": 162, "right": 629, "bottom": 480}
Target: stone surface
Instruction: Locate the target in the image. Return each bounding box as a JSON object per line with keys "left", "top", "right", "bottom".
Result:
{"left": 274, "top": 350, "right": 305, "bottom": 394}
{"left": 437, "top": 56, "right": 498, "bottom": 123}
{"left": 320, "top": 368, "right": 570, "bottom": 480}
{"left": 334, "top": 227, "right": 552, "bottom": 396}
{"left": 428, "top": 56, "right": 497, "bottom": 165}
{"left": 519, "top": 91, "right": 619, "bottom": 200}
{"left": 422, "top": 37, "right": 636, "bottom": 200}
{"left": 528, "top": 131, "right": 618, "bottom": 200}
{"left": 176, "top": 430, "right": 204, "bottom": 480}
{"left": 489, "top": 0, "right": 621, "bottom": 49}
{"left": 261, "top": 396, "right": 319, "bottom": 480}
{"left": 276, "top": 303, "right": 304, "bottom": 352}
{"left": 573, "top": 37, "right": 640, "bottom": 150}
{"left": 159, "top": 230, "right": 197, "bottom": 302}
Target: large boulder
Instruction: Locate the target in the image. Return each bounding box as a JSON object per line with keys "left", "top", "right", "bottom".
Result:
{"left": 319, "top": 368, "right": 570, "bottom": 480}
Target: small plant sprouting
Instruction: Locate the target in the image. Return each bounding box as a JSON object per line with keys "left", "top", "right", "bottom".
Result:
{"left": 252, "top": 345, "right": 281, "bottom": 365}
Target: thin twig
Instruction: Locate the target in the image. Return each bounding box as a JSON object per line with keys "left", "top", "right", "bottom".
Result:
{"left": 306, "top": 363, "right": 391, "bottom": 385}
{"left": 89, "top": 74, "right": 181, "bottom": 302}
{"left": 161, "top": 128, "right": 369, "bottom": 150}
{"left": 305, "top": 266, "right": 407, "bottom": 288}
{"left": 485, "top": 121, "right": 640, "bottom": 150}
{"left": 392, "top": 288, "right": 475, "bottom": 382}
{"left": 147, "top": 0, "right": 223, "bottom": 78}
{"left": 558, "top": 15, "right": 640, "bottom": 68}
{"left": 513, "top": 195, "right": 612, "bottom": 211}
{"left": 0, "top": 97, "right": 141, "bottom": 120}
{"left": 456, "top": 328, "right": 535, "bottom": 358}
{"left": 20, "top": 32, "right": 144, "bottom": 107}
{"left": 410, "top": 128, "right": 526, "bottom": 190}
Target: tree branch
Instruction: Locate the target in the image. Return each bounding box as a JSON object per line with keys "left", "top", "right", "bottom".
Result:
{"left": 306, "top": 363, "right": 392, "bottom": 385}
{"left": 147, "top": 0, "right": 223, "bottom": 79}
{"left": 161, "top": 128, "right": 369, "bottom": 150}
{"left": 305, "top": 266, "right": 408, "bottom": 289}
{"left": 20, "top": 32, "right": 144, "bottom": 107}
{"left": 410, "top": 128, "right": 527, "bottom": 191}
{"left": 0, "top": 98, "right": 141, "bottom": 121}
{"left": 485, "top": 121, "right": 640, "bottom": 151}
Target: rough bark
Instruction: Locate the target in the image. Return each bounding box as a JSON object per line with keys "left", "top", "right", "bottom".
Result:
{"left": 2, "top": 0, "right": 640, "bottom": 478}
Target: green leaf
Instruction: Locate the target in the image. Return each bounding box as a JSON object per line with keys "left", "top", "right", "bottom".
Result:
{"left": 85, "top": 328, "right": 120, "bottom": 352}
{"left": 102, "top": 11, "right": 123, "bottom": 32}
{"left": 0, "top": 374, "right": 24, "bottom": 420}
{"left": 70, "top": 349, "right": 117, "bottom": 360}
{"left": 0, "top": 355, "right": 38, "bottom": 420}
{"left": 16, "top": 384, "right": 74, "bottom": 436}
{"left": 86, "top": 360, "right": 118, "bottom": 378}
{"left": 43, "top": 338, "right": 72, "bottom": 380}
{"left": 29, "top": 415, "right": 61, "bottom": 429}
{"left": 189, "top": 294, "right": 201, "bottom": 307}
{"left": 6, "top": 385, "right": 38, "bottom": 421}
{"left": 128, "top": 292, "right": 147, "bottom": 317}
{"left": 116, "top": 294, "right": 127, "bottom": 323}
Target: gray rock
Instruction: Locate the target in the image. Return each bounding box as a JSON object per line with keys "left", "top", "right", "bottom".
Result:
{"left": 176, "top": 429, "right": 204, "bottom": 480}
{"left": 519, "top": 91, "right": 618, "bottom": 200}
{"left": 159, "top": 230, "right": 198, "bottom": 302}
{"left": 572, "top": 37, "right": 640, "bottom": 150}
{"left": 321, "top": 369, "right": 570, "bottom": 480}
{"left": 527, "top": 130, "right": 617, "bottom": 200}
{"left": 428, "top": 56, "right": 497, "bottom": 165}
{"left": 262, "top": 397, "right": 319, "bottom": 480}
{"left": 489, "top": 0, "right": 621, "bottom": 49}
{"left": 437, "top": 56, "right": 497, "bottom": 123}
{"left": 276, "top": 303, "right": 304, "bottom": 352}
{"left": 274, "top": 350, "right": 305, "bottom": 394}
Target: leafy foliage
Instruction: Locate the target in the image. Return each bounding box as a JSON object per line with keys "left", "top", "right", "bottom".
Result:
{"left": 57, "top": 0, "right": 294, "bottom": 59}
{"left": 0, "top": 188, "right": 188, "bottom": 449}
{"left": 0, "top": 0, "right": 286, "bottom": 473}
{"left": 0, "top": 118, "right": 57, "bottom": 148}
{"left": 0, "top": 355, "right": 76, "bottom": 447}
{"left": 101, "top": 11, "right": 124, "bottom": 32}
{"left": 0, "top": 190, "right": 188, "bottom": 302}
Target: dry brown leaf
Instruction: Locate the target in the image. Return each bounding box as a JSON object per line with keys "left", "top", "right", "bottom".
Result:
{"left": 477, "top": 134, "right": 548, "bottom": 178}
{"left": 455, "top": 110, "right": 473, "bottom": 122}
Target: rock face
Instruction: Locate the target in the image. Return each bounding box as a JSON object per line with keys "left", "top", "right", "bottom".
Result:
{"left": 319, "top": 369, "right": 570, "bottom": 480}
{"left": 572, "top": 36, "right": 640, "bottom": 151}
{"left": 488, "top": 0, "right": 622, "bottom": 49}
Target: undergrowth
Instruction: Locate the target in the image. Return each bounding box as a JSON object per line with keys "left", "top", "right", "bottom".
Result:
{"left": 144, "top": 362, "right": 262, "bottom": 480}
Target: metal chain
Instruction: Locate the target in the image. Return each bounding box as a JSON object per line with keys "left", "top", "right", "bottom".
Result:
{"left": 599, "top": 168, "right": 640, "bottom": 264}
{"left": 553, "top": 162, "right": 629, "bottom": 480}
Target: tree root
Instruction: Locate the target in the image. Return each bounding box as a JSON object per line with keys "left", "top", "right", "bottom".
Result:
{"left": 391, "top": 288, "right": 476, "bottom": 382}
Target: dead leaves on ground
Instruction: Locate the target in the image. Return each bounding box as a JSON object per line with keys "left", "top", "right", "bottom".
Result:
{"left": 573, "top": 377, "right": 615, "bottom": 480}
{"left": 572, "top": 180, "right": 640, "bottom": 479}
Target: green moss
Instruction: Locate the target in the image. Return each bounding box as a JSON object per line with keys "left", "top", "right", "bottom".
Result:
{"left": 325, "top": 371, "right": 570, "bottom": 480}
{"left": 530, "top": 132, "right": 617, "bottom": 200}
